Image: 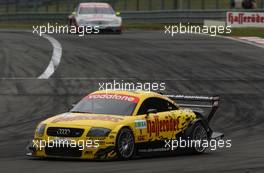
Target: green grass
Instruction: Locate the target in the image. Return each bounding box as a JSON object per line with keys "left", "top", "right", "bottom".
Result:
{"left": 124, "top": 22, "right": 164, "bottom": 30}
{"left": 227, "top": 28, "right": 264, "bottom": 38}
{"left": 0, "top": 23, "right": 33, "bottom": 29}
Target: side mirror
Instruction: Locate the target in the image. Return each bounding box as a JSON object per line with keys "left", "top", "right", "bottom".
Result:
{"left": 116, "top": 11, "right": 121, "bottom": 16}
{"left": 68, "top": 103, "right": 76, "bottom": 112}
{"left": 146, "top": 109, "right": 157, "bottom": 118}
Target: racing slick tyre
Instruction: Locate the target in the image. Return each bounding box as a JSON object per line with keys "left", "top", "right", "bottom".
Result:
{"left": 189, "top": 122, "right": 209, "bottom": 154}
{"left": 116, "top": 128, "right": 135, "bottom": 160}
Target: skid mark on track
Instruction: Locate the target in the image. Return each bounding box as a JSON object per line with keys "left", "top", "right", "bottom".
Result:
{"left": 38, "top": 34, "right": 62, "bottom": 79}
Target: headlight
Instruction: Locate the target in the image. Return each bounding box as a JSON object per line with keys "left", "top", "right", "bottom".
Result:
{"left": 35, "top": 124, "right": 46, "bottom": 137}
{"left": 77, "top": 19, "right": 86, "bottom": 25}
{"left": 87, "top": 128, "right": 111, "bottom": 137}
{"left": 112, "top": 19, "right": 120, "bottom": 25}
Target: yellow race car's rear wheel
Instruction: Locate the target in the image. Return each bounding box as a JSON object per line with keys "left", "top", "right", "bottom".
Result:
{"left": 191, "top": 123, "right": 208, "bottom": 153}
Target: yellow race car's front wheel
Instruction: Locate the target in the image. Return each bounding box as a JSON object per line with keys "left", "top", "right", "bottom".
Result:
{"left": 116, "top": 128, "right": 135, "bottom": 160}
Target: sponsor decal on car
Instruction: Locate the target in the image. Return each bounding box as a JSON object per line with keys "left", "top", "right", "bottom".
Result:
{"left": 134, "top": 120, "right": 147, "bottom": 129}
{"left": 147, "top": 116, "right": 179, "bottom": 137}
{"left": 52, "top": 115, "right": 124, "bottom": 123}
{"left": 87, "top": 137, "right": 106, "bottom": 140}
{"left": 137, "top": 135, "right": 147, "bottom": 141}
{"left": 138, "top": 148, "right": 170, "bottom": 152}
{"left": 86, "top": 93, "right": 139, "bottom": 103}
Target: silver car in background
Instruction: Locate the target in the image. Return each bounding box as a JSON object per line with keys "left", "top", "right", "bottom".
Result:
{"left": 68, "top": 2, "right": 122, "bottom": 34}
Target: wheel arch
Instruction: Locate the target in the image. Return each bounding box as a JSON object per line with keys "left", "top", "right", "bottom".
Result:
{"left": 112, "top": 125, "right": 135, "bottom": 140}
{"left": 183, "top": 117, "right": 211, "bottom": 139}
{"left": 116, "top": 126, "right": 135, "bottom": 137}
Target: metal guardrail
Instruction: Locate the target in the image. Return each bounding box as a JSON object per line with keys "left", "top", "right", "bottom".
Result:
{"left": 121, "top": 10, "right": 227, "bottom": 23}
{"left": 0, "top": 9, "right": 264, "bottom": 24}
{"left": 0, "top": 13, "right": 68, "bottom": 23}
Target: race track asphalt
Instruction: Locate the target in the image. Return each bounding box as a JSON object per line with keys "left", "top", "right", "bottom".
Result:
{"left": 0, "top": 30, "right": 263, "bottom": 173}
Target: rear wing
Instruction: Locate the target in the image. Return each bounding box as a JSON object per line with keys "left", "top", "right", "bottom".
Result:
{"left": 165, "top": 95, "right": 220, "bottom": 122}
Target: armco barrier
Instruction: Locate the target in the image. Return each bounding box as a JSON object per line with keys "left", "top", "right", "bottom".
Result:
{"left": 121, "top": 10, "right": 226, "bottom": 23}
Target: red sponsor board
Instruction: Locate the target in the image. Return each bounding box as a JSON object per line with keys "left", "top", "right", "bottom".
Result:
{"left": 86, "top": 93, "right": 140, "bottom": 103}
{"left": 227, "top": 12, "right": 264, "bottom": 27}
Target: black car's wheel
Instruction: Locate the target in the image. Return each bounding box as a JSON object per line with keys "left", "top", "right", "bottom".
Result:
{"left": 190, "top": 123, "right": 208, "bottom": 154}
{"left": 116, "top": 128, "right": 135, "bottom": 160}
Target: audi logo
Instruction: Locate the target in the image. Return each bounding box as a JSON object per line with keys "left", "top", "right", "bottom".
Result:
{"left": 56, "top": 128, "right": 71, "bottom": 135}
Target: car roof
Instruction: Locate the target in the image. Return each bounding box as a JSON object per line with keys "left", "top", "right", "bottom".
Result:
{"left": 79, "top": 2, "right": 110, "bottom": 8}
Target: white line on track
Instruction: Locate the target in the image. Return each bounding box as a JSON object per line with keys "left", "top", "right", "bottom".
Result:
{"left": 38, "top": 34, "right": 62, "bottom": 79}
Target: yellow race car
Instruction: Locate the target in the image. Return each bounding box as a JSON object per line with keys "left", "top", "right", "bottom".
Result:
{"left": 26, "top": 90, "right": 222, "bottom": 160}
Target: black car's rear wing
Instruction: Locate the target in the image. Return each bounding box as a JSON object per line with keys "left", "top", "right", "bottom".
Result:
{"left": 165, "top": 95, "right": 220, "bottom": 122}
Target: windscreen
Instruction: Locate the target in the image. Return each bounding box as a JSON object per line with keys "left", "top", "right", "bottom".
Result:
{"left": 70, "top": 93, "right": 139, "bottom": 116}
{"left": 79, "top": 6, "right": 114, "bottom": 14}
